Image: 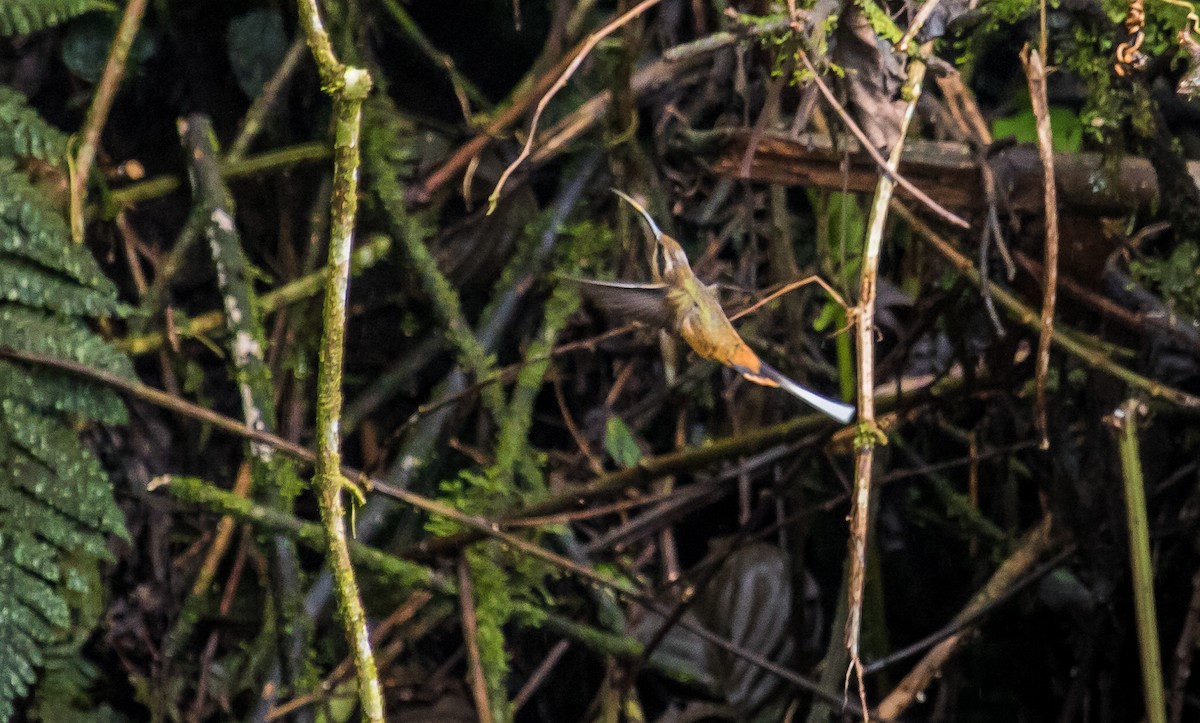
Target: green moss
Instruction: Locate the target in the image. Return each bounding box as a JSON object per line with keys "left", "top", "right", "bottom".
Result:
{"left": 1131, "top": 241, "right": 1200, "bottom": 318}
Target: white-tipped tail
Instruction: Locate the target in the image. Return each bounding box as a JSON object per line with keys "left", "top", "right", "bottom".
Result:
{"left": 764, "top": 364, "right": 856, "bottom": 424}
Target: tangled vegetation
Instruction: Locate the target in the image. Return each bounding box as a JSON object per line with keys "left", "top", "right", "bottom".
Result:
{"left": 3, "top": 0, "right": 1200, "bottom": 721}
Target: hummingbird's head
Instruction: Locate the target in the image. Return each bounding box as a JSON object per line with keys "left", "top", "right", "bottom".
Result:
{"left": 611, "top": 188, "right": 692, "bottom": 280}
{"left": 656, "top": 235, "right": 692, "bottom": 280}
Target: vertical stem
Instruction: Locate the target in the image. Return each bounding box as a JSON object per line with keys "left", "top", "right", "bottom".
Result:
{"left": 458, "top": 555, "right": 494, "bottom": 722}
{"left": 1022, "top": 46, "right": 1059, "bottom": 449}
{"left": 294, "top": 0, "right": 383, "bottom": 720}
{"left": 1111, "top": 399, "right": 1167, "bottom": 723}
{"left": 69, "top": 0, "right": 150, "bottom": 242}
{"left": 846, "top": 49, "right": 929, "bottom": 711}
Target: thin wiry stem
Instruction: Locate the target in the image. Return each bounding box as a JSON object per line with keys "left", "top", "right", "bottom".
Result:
{"left": 1109, "top": 400, "right": 1167, "bottom": 723}
{"left": 487, "top": 0, "right": 662, "bottom": 211}
{"left": 69, "top": 0, "right": 150, "bottom": 242}
{"left": 1022, "top": 45, "right": 1059, "bottom": 449}
{"left": 844, "top": 46, "right": 930, "bottom": 718}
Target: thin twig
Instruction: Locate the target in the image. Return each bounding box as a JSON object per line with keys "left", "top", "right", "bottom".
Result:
{"left": 729, "top": 274, "right": 849, "bottom": 321}
{"left": 511, "top": 640, "right": 571, "bottom": 712}
{"left": 1169, "top": 569, "right": 1200, "bottom": 723}
{"left": 795, "top": 48, "right": 969, "bottom": 229}
{"left": 69, "top": 0, "right": 150, "bottom": 242}
{"left": 1022, "top": 45, "right": 1058, "bottom": 449}
{"left": 487, "top": 0, "right": 663, "bottom": 211}
{"left": 897, "top": 0, "right": 943, "bottom": 52}
{"left": 458, "top": 556, "right": 494, "bottom": 722}
{"left": 229, "top": 37, "right": 308, "bottom": 162}
{"left": 844, "top": 45, "right": 930, "bottom": 718}
{"left": 162, "top": 462, "right": 253, "bottom": 659}
{"left": 876, "top": 516, "right": 1060, "bottom": 718}
{"left": 865, "top": 544, "right": 1074, "bottom": 674}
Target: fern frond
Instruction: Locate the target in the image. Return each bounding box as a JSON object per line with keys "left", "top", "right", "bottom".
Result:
{"left": 0, "top": 307, "right": 133, "bottom": 376}
{"left": 0, "top": 363, "right": 126, "bottom": 423}
{"left": 0, "top": 537, "right": 71, "bottom": 720}
{"left": 0, "top": 88, "right": 129, "bottom": 720}
{"left": 0, "top": 255, "right": 127, "bottom": 316}
{"left": 0, "top": 160, "right": 113, "bottom": 290}
{"left": 5, "top": 405, "right": 128, "bottom": 541}
{"left": 0, "top": 87, "right": 68, "bottom": 163}
{"left": 0, "top": 0, "right": 113, "bottom": 36}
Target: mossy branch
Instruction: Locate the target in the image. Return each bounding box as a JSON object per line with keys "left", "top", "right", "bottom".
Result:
{"left": 171, "top": 113, "right": 312, "bottom": 692}
{"left": 364, "top": 105, "right": 505, "bottom": 419}
{"left": 294, "top": 0, "right": 383, "bottom": 718}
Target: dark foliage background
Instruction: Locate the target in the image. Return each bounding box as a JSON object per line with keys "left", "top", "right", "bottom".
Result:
{"left": 2, "top": 0, "right": 1200, "bottom": 721}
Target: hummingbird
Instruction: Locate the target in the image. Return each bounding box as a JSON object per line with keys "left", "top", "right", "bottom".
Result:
{"left": 572, "top": 190, "right": 856, "bottom": 424}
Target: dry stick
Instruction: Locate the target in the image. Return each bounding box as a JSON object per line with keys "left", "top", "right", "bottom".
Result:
{"left": 729, "top": 275, "right": 849, "bottom": 321}
{"left": 865, "top": 545, "right": 1075, "bottom": 675}
{"left": 1109, "top": 399, "right": 1168, "bottom": 723}
{"left": 191, "top": 463, "right": 253, "bottom": 597}
{"left": 413, "top": 14, "right": 753, "bottom": 206}
{"left": 844, "top": 48, "right": 930, "bottom": 717}
{"left": 115, "top": 212, "right": 149, "bottom": 296}
{"left": 161, "top": 462, "right": 253, "bottom": 658}
{"left": 377, "top": 0, "right": 490, "bottom": 117}
{"left": 294, "top": 0, "right": 384, "bottom": 719}
{"left": 69, "top": 0, "right": 150, "bottom": 242}
{"left": 486, "top": 0, "right": 663, "bottom": 211}
{"left": 511, "top": 640, "right": 571, "bottom": 712}
{"left": 190, "top": 526, "right": 254, "bottom": 721}
{"left": 408, "top": 35, "right": 578, "bottom": 204}
{"left": 1022, "top": 45, "right": 1058, "bottom": 450}
{"left": 795, "top": 48, "right": 969, "bottom": 230}
{"left": 876, "top": 515, "right": 1059, "bottom": 718}
{"left": 267, "top": 590, "right": 435, "bottom": 720}
{"left": 892, "top": 203, "right": 1200, "bottom": 410}
{"left": 457, "top": 556, "right": 494, "bottom": 723}
{"left": 896, "top": 0, "right": 943, "bottom": 52}
{"left": 228, "top": 36, "right": 309, "bottom": 162}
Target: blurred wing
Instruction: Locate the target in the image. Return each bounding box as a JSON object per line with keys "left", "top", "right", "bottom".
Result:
{"left": 570, "top": 278, "right": 673, "bottom": 329}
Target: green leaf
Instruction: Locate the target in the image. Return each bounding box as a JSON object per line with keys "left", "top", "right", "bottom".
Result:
{"left": 0, "top": 0, "right": 113, "bottom": 36}
{"left": 227, "top": 10, "right": 289, "bottom": 98}
{"left": 604, "top": 415, "right": 642, "bottom": 469}
{"left": 991, "top": 105, "right": 1082, "bottom": 153}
